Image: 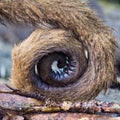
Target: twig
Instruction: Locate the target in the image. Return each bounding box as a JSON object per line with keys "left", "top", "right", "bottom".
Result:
{"left": 0, "top": 84, "right": 47, "bottom": 102}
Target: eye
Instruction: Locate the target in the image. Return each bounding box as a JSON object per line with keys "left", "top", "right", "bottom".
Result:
{"left": 11, "top": 29, "right": 89, "bottom": 102}
{"left": 36, "top": 52, "right": 87, "bottom": 87}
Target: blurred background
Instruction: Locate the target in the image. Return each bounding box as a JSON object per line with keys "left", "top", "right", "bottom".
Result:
{"left": 0, "top": 0, "right": 120, "bottom": 102}
{"left": 102, "top": 0, "right": 120, "bottom": 4}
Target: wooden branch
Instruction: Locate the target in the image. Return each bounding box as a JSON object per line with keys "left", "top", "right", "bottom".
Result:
{"left": 0, "top": 93, "right": 120, "bottom": 115}
{"left": 0, "top": 85, "right": 120, "bottom": 117}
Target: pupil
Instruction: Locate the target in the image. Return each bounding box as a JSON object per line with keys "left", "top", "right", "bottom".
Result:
{"left": 58, "top": 59, "right": 66, "bottom": 68}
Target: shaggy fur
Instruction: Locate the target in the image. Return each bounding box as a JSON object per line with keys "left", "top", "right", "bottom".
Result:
{"left": 0, "top": 0, "right": 117, "bottom": 102}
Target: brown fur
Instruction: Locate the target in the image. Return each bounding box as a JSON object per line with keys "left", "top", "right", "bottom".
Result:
{"left": 0, "top": 0, "right": 117, "bottom": 102}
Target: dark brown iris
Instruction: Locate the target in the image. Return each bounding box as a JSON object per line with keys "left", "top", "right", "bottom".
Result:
{"left": 35, "top": 51, "right": 87, "bottom": 87}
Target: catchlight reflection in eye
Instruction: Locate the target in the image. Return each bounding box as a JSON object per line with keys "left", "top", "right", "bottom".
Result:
{"left": 51, "top": 56, "right": 70, "bottom": 74}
